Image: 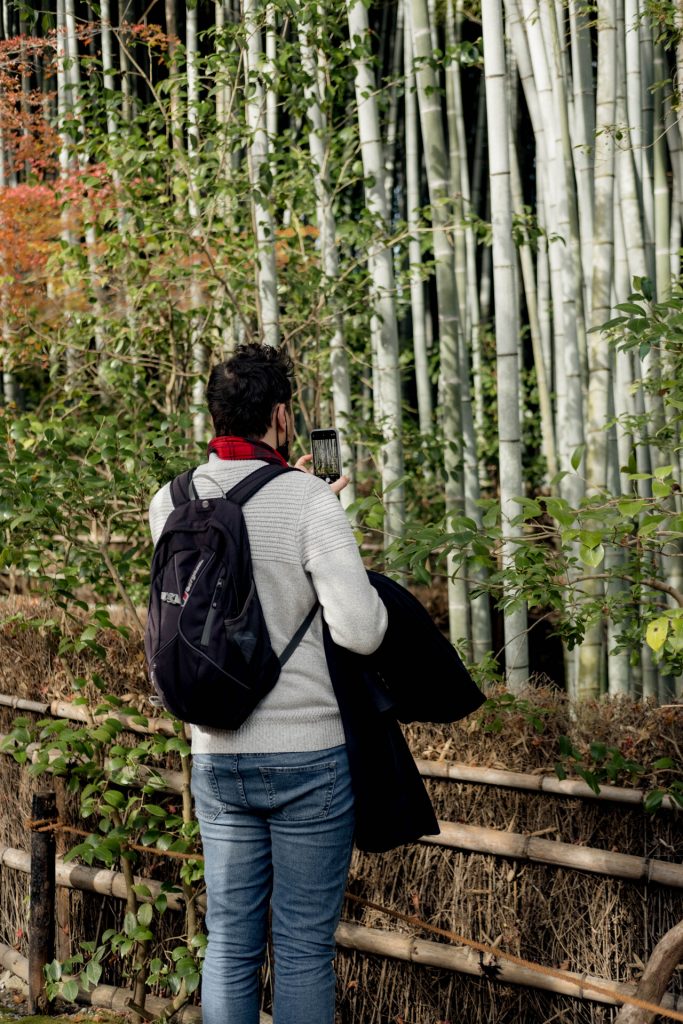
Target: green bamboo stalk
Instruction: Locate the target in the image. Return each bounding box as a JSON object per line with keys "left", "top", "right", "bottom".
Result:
{"left": 244, "top": 0, "right": 279, "bottom": 347}
{"left": 346, "top": 0, "right": 405, "bottom": 543}
{"left": 299, "top": 14, "right": 355, "bottom": 504}
{"left": 403, "top": 5, "right": 433, "bottom": 434}
{"left": 482, "top": 0, "right": 529, "bottom": 690}
{"left": 409, "top": 0, "right": 470, "bottom": 646}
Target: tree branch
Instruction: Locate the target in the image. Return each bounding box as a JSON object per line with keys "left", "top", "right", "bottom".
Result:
{"left": 613, "top": 919, "right": 683, "bottom": 1024}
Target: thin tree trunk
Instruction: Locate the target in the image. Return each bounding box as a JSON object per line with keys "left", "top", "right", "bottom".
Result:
{"left": 538, "top": 0, "right": 586, "bottom": 504}
{"left": 469, "top": 81, "right": 488, "bottom": 451}
{"left": 614, "top": 920, "right": 683, "bottom": 1024}
{"left": 118, "top": 0, "right": 132, "bottom": 124}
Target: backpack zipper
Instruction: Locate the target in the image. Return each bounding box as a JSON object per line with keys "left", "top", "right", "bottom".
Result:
{"left": 200, "top": 576, "right": 224, "bottom": 647}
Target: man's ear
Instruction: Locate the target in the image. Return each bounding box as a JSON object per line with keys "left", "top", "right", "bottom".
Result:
{"left": 275, "top": 403, "right": 288, "bottom": 433}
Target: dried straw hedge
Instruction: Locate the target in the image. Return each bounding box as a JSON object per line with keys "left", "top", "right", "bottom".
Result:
{"left": 0, "top": 599, "right": 681, "bottom": 1024}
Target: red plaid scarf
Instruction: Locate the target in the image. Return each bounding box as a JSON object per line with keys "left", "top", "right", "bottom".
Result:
{"left": 208, "top": 435, "right": 288, "bottom": 467}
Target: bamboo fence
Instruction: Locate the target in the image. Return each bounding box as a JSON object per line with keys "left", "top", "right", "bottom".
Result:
{"left": 1, "top": 633, "right": 680, "bottom": 1024}
{"left": 3, "top": 737, "right": 681, "bottom": 887}
{"left": 1, "top": 847, "right": 680, "bottom": 1013}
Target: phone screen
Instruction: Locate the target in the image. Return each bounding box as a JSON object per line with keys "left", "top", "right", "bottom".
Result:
{"left": 311, "top": 429, "right": 341, "bottom": 483}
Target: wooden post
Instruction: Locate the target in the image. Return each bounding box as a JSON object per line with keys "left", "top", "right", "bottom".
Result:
{"left": 28, "top": 791, "right": 57, "bottom": 1014}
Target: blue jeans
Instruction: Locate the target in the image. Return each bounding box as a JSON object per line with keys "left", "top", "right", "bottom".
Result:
{"left": 191, "top": 745, "right": 355, "bottom": 1024}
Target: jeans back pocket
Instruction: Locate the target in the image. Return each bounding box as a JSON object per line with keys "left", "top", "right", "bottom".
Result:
{"left": 259, "top": 762, "right": 336, "bottom": 821}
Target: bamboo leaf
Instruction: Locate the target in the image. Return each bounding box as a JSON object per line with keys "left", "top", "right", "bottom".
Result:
{"left": 570, "top": 445, "right": 585, "bottom": 471}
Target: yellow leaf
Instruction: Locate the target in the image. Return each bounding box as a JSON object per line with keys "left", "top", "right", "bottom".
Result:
{"left": 645, "top": 617, "right": 670, "bottom": 652}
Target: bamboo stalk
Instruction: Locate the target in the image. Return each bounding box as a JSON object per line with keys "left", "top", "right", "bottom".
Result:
{"left": 334, "top": 923, "right": 680, "bottom": 1010}
{"left": 2, "top": 734, "right": 675, "bottom": 811}
{"left": 482, "top": 0, "right": 529, "bottom": 689}
{"left": 0, "top": 946, "right": 273, "bottom": 1023}
{"left": 0, "top": 942, "right": 28, "bottom": 982}
{"left": 2, "top": 935, "right": 679, "bottom": 1017}
{"left": 0, "top": 842, "right": 202, "bottom": 913}
{"left": 414, "top": 759, "right": 676, "bottom": 810}
{"left": 243, "top": 0, "right": 279, "bottom": 347}
{"left": 409, "top": 0, "right": 469, "bottom": 646}
{"left": 426, "top": 821, "right": 683, "bottom": 887}
{"left": 5, "top": 797, "right": 683, "bottom": 890}
{"left": 346, "top": 0, "right": 405, "bottom": 543}
{"left": 0, "top": 693, "right": 176, "bottom": 735}
{"left": 6, "top": 735, "right": 675, "bottom": 811}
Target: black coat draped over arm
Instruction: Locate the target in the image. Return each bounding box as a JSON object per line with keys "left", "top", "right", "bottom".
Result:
{"left": 323, "top": 571, "right": 486, "bottom": 852}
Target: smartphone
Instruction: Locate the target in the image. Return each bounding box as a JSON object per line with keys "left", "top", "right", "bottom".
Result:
{"left": 310, "top": 428, "right": 342, "bottom": 483}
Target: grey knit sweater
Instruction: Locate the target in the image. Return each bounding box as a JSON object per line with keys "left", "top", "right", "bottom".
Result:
{"left": 148, "top": 456, "right": 388, "bottom": 754}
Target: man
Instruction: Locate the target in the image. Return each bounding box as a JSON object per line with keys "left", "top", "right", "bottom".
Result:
{"left": 148, "top": 343, "right": 388, "bottom": 1024}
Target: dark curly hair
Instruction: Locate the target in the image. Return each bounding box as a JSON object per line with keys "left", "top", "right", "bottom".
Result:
{"left": 206, "top": 344, "right": 294, "bottom": 439}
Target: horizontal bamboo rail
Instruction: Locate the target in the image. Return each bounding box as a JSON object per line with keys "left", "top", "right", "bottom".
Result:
{"left": 334, "top": 923, "right": 681, "bottom": 1011}
{"left": 1, "top": 691, "right": 676, "bottom": 809}
{"left": 0, "top": 843, "right": 204, "bottom": 914}
{"left": 427, "top": 821, "right": 683, "bottom": 887}
{"left": 0, "top": 944, "right": 273, "bottom": 1023}
{"left": 0, "top": 940, "right": 28, "bottom": 984}
{"left": 415, "top": 759, "right": 676, "bottom": 811}
{"left": 5, "top": 790, "right": 683, "bottom": 890}
{"left": 0, "top": 693, "right": 176, "bottom": 736}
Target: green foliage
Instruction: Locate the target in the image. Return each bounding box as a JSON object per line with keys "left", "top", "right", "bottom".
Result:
{"left": 3, "top": 687, "right": 204, "bottom": 1004}
{"left": 554, "top": 735, "right": 683, "bottom": 810}
{"left": 477, "top": 691, "right": 550, "bottom": 734}
{"left": 386, "top": 280, "right": 683, "bottom": 680}
{"left": 1, "top": 407, "right": 194, "bottom": 622}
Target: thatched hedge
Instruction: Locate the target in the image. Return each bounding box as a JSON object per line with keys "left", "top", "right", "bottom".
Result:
{"left": 0, "top": 600, "right": 681, "bottom": 1024}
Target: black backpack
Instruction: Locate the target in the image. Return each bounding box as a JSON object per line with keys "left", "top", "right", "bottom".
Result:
{"left": 144, "top": 463, "right": 319, "bottom": 728}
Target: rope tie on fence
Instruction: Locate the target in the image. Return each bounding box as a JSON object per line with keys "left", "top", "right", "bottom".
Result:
{"left": 345, "top": 893, "right": 683, "bottom": 1022}
{"left": 24, "top": 818, "right": 683, "bottom": 1021}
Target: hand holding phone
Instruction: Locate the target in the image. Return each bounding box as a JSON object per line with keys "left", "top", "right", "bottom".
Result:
{"left": 310, "top": 428, "right": 342, "bottom": 484}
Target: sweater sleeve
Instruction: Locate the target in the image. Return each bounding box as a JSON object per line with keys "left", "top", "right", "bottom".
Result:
{"left": 148, "top": 482, "right": 174, "bottom": 546}
{"left": 299, "top": 477, "right": 388, "bottom": 655}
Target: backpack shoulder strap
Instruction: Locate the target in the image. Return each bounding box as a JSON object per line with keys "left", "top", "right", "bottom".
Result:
{"left": 225, "top": 464, "right": 294, "bottom": 507}
{"left": 169, "top": 468, "right": 196, "bottom": 507}
{"left": 279, "top": 600, "right": 320, "bottom": 668}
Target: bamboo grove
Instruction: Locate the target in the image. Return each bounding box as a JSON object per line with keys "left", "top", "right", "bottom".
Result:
{"left": 1, "top": 0, "right": 682, "bottom": 701}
